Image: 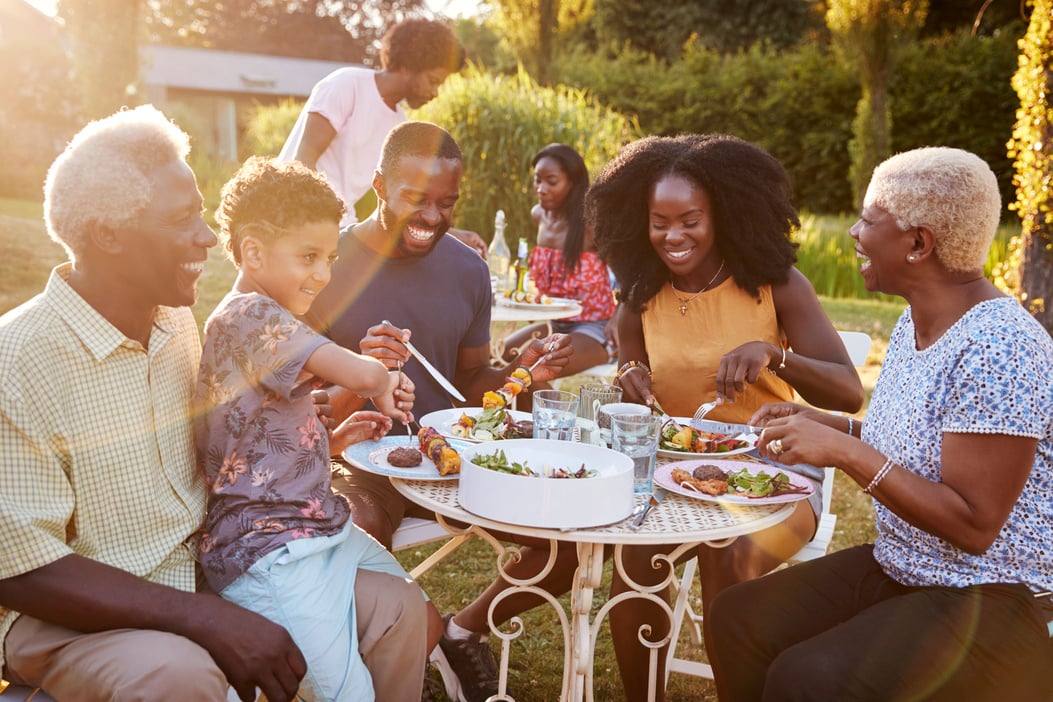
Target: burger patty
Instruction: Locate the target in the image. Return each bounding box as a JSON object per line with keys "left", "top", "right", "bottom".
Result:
{"left": 387, "top": 447, "right": 423, "bottom": 467}
{"left": 692, "top": 464, "right": 727, "bottom": 482}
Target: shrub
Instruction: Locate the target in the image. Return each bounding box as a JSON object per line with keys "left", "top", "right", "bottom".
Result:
{"left": 242, "top": 98, "right": 305, "bottom": 157}
{"left": 409, "top": 64, "right": 640, "bottom": 242}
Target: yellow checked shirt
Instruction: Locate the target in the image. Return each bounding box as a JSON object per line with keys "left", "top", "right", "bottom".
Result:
{"left": 0, "top": 264, "right": 206, "bottom": 668}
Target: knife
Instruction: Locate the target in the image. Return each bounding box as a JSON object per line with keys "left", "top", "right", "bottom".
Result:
{"left": 404, "top": 339, "right": 467, "bottom": 402}
{"left": 630, "top": 487, "right": 668, "bottom": 529}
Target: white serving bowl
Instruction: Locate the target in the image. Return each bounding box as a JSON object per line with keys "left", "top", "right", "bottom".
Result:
{"left": 458, "top": 439, "right": 634, "bottom": 529}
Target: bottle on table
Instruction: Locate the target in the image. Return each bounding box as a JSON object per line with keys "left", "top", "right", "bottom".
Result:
{"left": 487, "top": 210, "right": 511, "bottom": 294}
{"left": 511, "top": 237, "right": 530, "bottom": 299}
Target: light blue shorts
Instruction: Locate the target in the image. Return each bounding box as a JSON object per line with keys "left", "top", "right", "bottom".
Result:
{"left": 552, "top": 319, "right": 609, "bottom": 346}
{"left": 221, "top": 522, "right": 413, "bottom": 702}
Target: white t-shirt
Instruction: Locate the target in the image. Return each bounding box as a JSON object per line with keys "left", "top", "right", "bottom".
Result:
{"left": 279, "top": 67, "right": 406, "bottom": 227}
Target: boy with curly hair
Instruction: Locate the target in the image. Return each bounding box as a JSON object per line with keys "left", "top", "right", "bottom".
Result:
{"left": 195, "top": 156, "right": 429, "bottom": 701}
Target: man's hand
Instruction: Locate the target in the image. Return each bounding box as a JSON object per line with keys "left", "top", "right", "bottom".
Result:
{"left": 193, "top": 596, "right": 308, "bottom": 702}
{"left": 359, "top": 321, "right": 412, "bottom": 369}
{"left": 449, "top": 227, "right": 487, "bottom": 259}
{"left": 516, "top": 333, "right": 572, "bottom": 384}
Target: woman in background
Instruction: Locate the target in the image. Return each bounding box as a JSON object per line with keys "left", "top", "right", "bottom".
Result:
{"left": 502, "top": 144, "right": 616, "bottom": 384}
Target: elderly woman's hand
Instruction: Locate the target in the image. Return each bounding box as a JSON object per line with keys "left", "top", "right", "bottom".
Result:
{"left": 757, "top": 412, "right": 853, "bottom": 468}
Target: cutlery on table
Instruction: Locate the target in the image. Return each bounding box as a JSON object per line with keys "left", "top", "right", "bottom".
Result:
{"left": 690, "top": 400, "right": 719, "bottom": 427}
{"left": 649, "top": 398, "right": 683, "bottom": 432}
{"left": 382, "top": 320, "right": 467, "bottom": 403}
{"left": 630, "top": 487, "right": 668, "bottom": 529}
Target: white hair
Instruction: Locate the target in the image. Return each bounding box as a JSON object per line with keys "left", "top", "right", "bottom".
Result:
{"left": 863, "top": 146, "right": 1000, "bottom": 272}
{"left": 44, "top": 105, "right": 191, "bottom": 262}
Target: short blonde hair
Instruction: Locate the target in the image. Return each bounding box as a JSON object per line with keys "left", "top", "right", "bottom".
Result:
{"left": 863, "top": 147, "right": 1000, "bottom": 272}
{"left": 44, "top": 105, "right": 191, "bottom": 262}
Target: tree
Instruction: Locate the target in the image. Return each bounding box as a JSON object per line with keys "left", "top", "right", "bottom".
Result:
{"left": 826, "top": 0, "right": 928, "bottom": 208}
{"left": 1008, "top": 0, "right": 1053, "bottom": 331}
{"left": 487, "top": 0, "right": 592, "bottom": 83}
{"left": 144, "top": 0, "right": 427, "bottom": 63}
{"left": 58, "top": 0, "right": 142, "bottom": 120}
{"left": 591, "top": 0, "right": 826, "bottom": 61}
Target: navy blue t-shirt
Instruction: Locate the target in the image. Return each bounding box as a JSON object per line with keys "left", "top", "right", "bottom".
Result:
{"left": 307, "top": 231, "right": 492, "bottom": 416}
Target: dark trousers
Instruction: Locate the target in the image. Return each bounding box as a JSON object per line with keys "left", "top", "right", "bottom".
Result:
{"left": 708, "top": 544, "right": 1052, "bottom": 702}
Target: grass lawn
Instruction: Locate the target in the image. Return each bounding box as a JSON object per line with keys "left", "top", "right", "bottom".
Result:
{"left": 0, "top": 203, "right": 899, "bottom": 701}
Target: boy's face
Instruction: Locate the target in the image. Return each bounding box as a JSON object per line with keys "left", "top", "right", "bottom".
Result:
{"left": 252, "top": 220, "right": 339, "bottom": 315}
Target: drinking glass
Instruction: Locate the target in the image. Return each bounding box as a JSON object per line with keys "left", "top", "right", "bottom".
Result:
{"left": 611, "top": 413, "right": 661, "bottom": 494}
{"left": 532, "top": 389, "right": 580, "bottom": 441}
{"left": 578, "top": 383, "right": 623, "bottom": 445}
{"left": 596, "top": 402, "right": 650, "bottom": 447}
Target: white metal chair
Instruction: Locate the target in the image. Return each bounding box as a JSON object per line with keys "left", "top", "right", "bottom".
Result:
{"left": 665, "top": 330, "right": 872, "bottom": 682}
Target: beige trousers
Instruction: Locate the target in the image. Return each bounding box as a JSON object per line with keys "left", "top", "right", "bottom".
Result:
{"left": 3, "top": 569, "right": 426, "bottom": 701}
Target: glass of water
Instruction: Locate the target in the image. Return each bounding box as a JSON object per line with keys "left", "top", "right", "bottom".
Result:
{"left": 532, "top": 389, "right": 580, "bottom": 441}
{"left": 611, "top": 413, "right": 661, "bottom": 494}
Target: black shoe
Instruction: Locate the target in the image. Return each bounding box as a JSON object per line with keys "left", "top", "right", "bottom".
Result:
{"left": 437, "top": 614, "right": 500, "bottom": 702}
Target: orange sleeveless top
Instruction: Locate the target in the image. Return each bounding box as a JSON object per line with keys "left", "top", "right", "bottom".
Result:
{"left": 641, "top": 278, "right": 793, "bottom": 424}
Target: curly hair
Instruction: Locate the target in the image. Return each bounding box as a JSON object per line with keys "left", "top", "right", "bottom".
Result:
{"left": 587, "top": 134, "right": 800, "bottom": 313}
{"left": 380, "top": 18, "right": 464, "bottom": 74}
{"left": 532, "top": 143, "right": 589, "bottom": 273}
{"left": 44, "top": 105, "right": 190, "bottom": 263}
{"left": 216, "top": 156, "right": 346, "bottom": 266}
{"left": 864, "top": 147, "right": 1000, "bottom": 273}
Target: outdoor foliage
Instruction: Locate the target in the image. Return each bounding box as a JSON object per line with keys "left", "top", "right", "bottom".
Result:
{"left": 557, "top": 24, "right": 1023, "bottom": 216}
{"left": 826, "top": 0, "right": 928, "bottom": 208}
{"left": 1008, "top": 0, "right": 1053, "bottom": 331}
{"left": 58, "top": 0, "right": 141, "bottom": 120}
{"left": 242, "top": 98, "right": 305, "bottom": 157}
{"left": 408, "top": 64, "right": 640, "bottom": 243}
{"left": 144, "top": 0, "right": 427, "bottom": 63}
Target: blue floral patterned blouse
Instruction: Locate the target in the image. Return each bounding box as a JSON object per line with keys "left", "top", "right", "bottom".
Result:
{"left": 195, "top": 292, "right": 349, "bottom": 592}
{"left": 865, "top": 297, "right": 1053, "bottom": 593}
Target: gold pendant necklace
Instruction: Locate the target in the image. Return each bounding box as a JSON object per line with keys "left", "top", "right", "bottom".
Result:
{"left": 671, "top": 260, "right": 725, "bottom": 316}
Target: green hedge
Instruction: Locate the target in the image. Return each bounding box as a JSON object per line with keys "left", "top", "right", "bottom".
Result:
{"left": 409, "top": 64, "right": 640, "bottom": 243}
{"left": 557, "top": 26, "right": 1022, "bottom": 216}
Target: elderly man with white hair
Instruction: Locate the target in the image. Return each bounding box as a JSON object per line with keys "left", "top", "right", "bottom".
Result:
{"left": 708, "top": 146, "right": 1053, "bottom": 702}
{"left": 0, "top": 105, "right": 307, "bottom": 701}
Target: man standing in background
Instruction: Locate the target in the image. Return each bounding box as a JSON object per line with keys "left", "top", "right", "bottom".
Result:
{"left": 280, "top": 17, "right": 487, "bottom": 256}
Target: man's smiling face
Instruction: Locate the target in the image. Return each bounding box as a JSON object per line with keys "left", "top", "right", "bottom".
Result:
{"left": 375, "top": 154, "right": 462, "bottom": 258}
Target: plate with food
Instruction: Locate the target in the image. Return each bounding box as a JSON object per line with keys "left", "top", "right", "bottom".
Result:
{"left": 420, "top": 406, "right": 533, "bottom": 443}
{"left": 496, "top": 294, "right": 581, "bottom": 312}
{"left": 653, "top": 459, "right": 814, "bottom": 505}
{"left": 657, "top": 419, "right": 758, "bottom": 460}
{"left": 342, "top": 433, "right": 472, "bottom": 481}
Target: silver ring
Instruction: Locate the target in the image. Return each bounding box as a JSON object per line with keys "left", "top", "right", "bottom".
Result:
{"left": 770, "top": 438, "right": 784, "bottom": 455}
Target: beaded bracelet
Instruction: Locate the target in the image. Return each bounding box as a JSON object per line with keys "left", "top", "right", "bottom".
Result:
{"left": 615, "top": 360, "right": 650, "bottom": 383}
{"left": 863, "top": 458, "right": 895, "bottom": 495}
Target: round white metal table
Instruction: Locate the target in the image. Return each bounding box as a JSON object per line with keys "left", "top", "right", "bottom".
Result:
{"left": 392, "top": 478, "right": 793, "bottom": 702}
{"left": 489, "top": 300, "right": 583, "bottom": 362}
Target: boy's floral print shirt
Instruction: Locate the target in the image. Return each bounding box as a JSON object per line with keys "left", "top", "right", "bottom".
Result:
{"left": 194, "top": 292, "right": 349, "bottom": 592}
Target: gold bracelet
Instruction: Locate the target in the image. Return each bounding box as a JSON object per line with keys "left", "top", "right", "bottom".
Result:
{"left": 615, "top": 360, "right": 650, "bottom": 383}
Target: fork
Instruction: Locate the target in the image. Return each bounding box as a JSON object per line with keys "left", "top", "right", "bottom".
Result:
{"left": 397, "top": 360, "right": 413, "bottom": 446}
{"left": 691, "top": 400, "right": 719, "bottom": 425}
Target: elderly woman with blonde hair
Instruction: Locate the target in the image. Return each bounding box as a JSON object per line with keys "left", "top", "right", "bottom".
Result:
{"left": 708, "top": 147, "right": 1053, "bottom": 702}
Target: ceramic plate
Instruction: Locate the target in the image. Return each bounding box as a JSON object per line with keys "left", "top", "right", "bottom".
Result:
{"left": 654, "top": 459, "right": 814, "bottom": 505}
{"left": 419, "top": 407, "right": 531, "bottom": 443}
{"left": 656, "top": 418, "right": 758, "bottom": 460}
{"left": 496, "top": 297, "right": 580, "bottom": 312}
{"left": 342, "top": 435, "right": 472, "bottom": 481}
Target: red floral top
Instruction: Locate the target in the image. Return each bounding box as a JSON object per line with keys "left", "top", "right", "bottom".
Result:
{"left": 528, "top": 246, "right": 616, "bottom": 322}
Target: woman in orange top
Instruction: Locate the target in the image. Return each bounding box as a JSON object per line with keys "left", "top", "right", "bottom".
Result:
{"left": 588, "top": 134, "right": 864, "bottom": 701}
